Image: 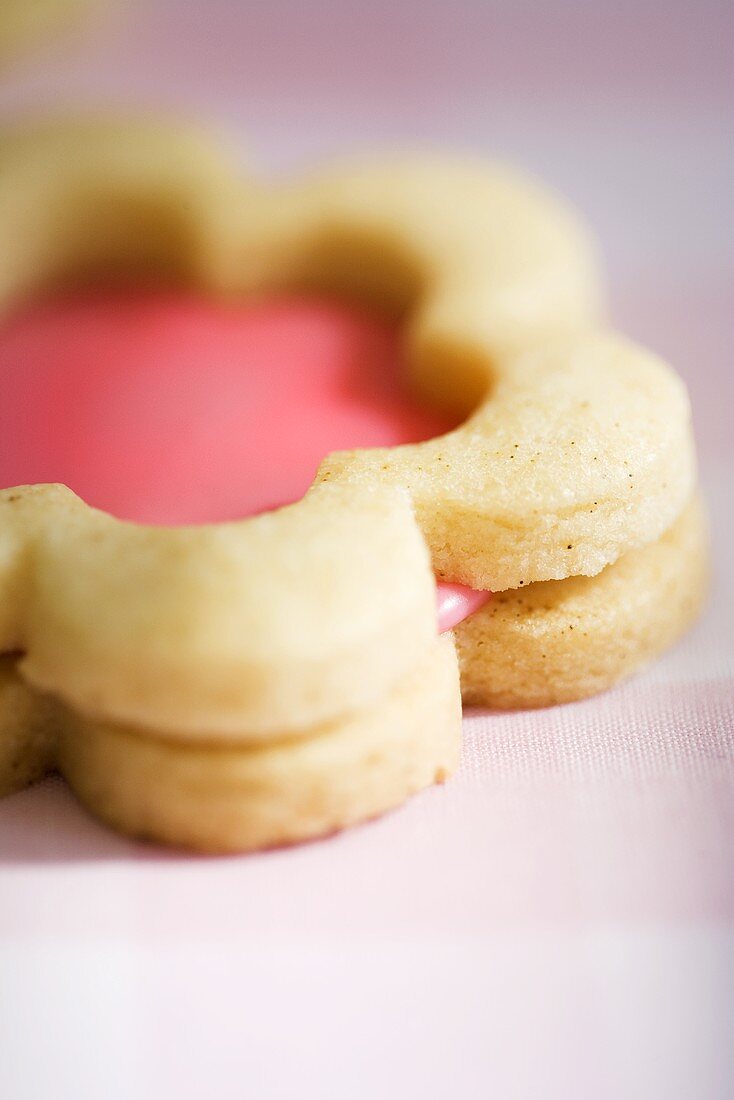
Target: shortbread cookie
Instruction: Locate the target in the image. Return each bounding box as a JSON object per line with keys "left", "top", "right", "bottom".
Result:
{"left": 0, "top": 116, "right": 708, "bottom": 851}
{"left": 58, "top": 635, "right": 461, "bottom": 853}
{"left": 455, "top": 495, "right": 708, "bottom": 709}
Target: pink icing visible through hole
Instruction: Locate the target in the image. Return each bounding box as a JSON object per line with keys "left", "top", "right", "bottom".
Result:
{"left": 0, "top": 290, "right": 490, "bottom": 629}
{"left": 435, "top": 583, "right": 491, "bottom": 633}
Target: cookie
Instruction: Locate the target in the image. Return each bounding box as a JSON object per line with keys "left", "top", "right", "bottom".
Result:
{"left": 0, "top": 115, "right": 707, "bottom": 850}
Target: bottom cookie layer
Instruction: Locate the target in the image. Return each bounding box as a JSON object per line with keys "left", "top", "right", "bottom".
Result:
{"left": 58, "top": 634, "right": 462, "bottom": 853}
{"left": 454, "top": 494, "right": 708, "bottom": 709}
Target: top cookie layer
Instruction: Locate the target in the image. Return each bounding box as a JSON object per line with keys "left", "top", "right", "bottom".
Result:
{"left": 318, "top": 331, "right": 695, "bottom": 590}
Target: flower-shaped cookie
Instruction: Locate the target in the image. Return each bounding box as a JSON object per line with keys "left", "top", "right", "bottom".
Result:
{"left": 0, "top": 117, "right": 706, "bottom": 850}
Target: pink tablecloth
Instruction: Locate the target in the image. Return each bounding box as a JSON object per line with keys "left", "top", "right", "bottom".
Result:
{"left": 0, "top": 3, "right": 732, "bottom": 1098}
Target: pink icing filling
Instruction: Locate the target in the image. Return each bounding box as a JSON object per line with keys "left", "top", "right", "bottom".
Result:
{"left": 0, "top": 290, "right": 490, "bottom": 631}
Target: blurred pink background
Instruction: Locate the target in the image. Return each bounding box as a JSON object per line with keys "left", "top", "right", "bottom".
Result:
{"left": 0, "top": 3, "right": 732, "bottom": 1099}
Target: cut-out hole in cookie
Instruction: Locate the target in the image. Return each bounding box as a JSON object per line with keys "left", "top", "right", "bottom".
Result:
{"left": 0, "top": 288, "right": 489, "bottom": 631}
{"left": 0, "top": 289, "right": 460, "bottom": 524}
